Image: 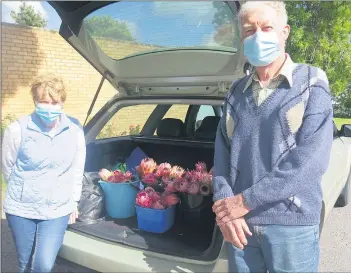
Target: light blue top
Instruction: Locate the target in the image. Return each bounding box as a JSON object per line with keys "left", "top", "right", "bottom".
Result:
{"left": 213, "top": 63, "right": 334, "bottom": 226}
{"left": 3, "top": 113, "right": 86, "bottom": 220}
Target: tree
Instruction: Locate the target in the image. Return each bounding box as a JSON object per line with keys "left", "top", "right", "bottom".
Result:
{"left": 212, "top": 1, "right": 351, "bottom": 97}
{"left": 285, "top": 1, "right": 351, "bottom": 97}
{"left": 10, "top": 2, "right": 47, "bottom": 28}
{"left": 84, "top": 15, "right": 135, "bottom": 41}
{"left": 211, "top": 2, "right": 240, "bottom": 47}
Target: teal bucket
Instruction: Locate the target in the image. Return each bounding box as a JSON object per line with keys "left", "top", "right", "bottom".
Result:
{"left": 98, "top": 180, "right": 140, "bottom": 219}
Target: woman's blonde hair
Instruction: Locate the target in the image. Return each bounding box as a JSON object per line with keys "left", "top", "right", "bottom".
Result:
{"left": 30, "top": 74, "right": 67, "bottom": 103}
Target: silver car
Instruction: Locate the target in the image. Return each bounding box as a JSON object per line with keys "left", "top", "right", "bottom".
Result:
{"left": 49, "top": 1, "right": 351, "bottom": 272}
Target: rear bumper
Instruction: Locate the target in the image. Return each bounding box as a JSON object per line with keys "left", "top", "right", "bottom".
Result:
{"left": 59, "top": 230, "right": 229, "bottom": 273}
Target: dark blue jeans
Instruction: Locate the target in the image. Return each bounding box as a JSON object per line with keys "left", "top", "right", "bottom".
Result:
{"left": 6, "top": 213, "right": 70, "bottom": 273}
{"left": 227, "top": 224, "right": 320, "bottom": 273}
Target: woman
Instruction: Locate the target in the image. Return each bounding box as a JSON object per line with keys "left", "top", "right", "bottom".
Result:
{"left": 2, "top": 74, "right": 86, "bottom": 273}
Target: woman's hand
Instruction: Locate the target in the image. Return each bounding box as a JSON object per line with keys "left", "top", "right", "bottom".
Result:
{"left": 69, "top": 202, "right": 79, "bottom": 224}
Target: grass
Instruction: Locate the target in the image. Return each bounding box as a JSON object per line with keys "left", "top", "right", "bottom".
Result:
{"left": 334, "top": 118, "right": 351, "bottom": 130}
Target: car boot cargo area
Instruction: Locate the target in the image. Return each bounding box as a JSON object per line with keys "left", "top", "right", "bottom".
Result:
{"left": 70, "top": 137, "right": 223, "bottom": 261}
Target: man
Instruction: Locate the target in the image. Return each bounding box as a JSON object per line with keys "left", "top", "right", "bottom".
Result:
{"left": 212, "top": 1, "right": 333, "bottom": 272}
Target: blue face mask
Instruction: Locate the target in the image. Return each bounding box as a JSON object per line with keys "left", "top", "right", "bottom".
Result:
{"left": 243, "top": 31, "right": 281, "bottom": 67}
{"left": 35, "top": 103, "right": 63, "bottom": 126}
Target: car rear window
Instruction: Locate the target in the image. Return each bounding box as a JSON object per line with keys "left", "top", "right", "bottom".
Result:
{"left": 82, "top": 1, "right": 239, "bottom": 60}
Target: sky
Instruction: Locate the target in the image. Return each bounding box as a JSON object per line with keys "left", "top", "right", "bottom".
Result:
{"left": 2, "top": 1, "right": 62, "bottom": 31}
{"left": 1, "top": 1, "right": 238, "bottom": 48}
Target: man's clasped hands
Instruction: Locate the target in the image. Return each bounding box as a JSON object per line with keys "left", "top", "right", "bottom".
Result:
{"left": 212, "top": 193, "right": 252, "bottom": 250}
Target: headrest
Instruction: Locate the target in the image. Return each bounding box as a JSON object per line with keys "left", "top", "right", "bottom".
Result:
{"left": 194, "top": 116, "right": 220, "bottom": 141}
{"left": 157, "top": 118, "right": 185, "bottom": 138}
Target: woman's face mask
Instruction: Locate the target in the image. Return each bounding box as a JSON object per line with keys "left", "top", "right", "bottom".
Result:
{"left": 35, "top": 103, "right": 63, "bottom": 126}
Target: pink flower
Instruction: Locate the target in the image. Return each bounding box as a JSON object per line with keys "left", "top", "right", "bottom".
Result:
{"left": 136, "top": 191, "right": 152, "bottom": 208}
{"left": 150, "top": 192, "right": 161, "bottom": 202}
{"left": 156, "top": 163, "right": 172, "bottom": 178}
{"left": 161, "top": 176, "right": 173, "bottom": 185}
{"left": 162, "top": 193, "right": 180, "bottom": 207}
{"left": 142, "top": 173, "right": 157, "bottom": 185}
{"left": 124, "top": 171, "right": 133, "bottom": 181}
{"left": 151, "top": 200, "right": 166, "bottom": 210}
{"left": 108, "top": 170, "right": 125, "bottom": 183}
{"left": 185, "top": 170, "right": 203, "bottom": 183}
{"left": 195, "top": 161, "right": 207, "bottom": 173}
{"left": 200, "top": 183, "right": 211, "bottom": 196}
{"left": 165, "top": 182, "right": 177, "bottom": 193}
{"left": 175, "top": 179, "right": 189, "bottom": 192}
{"left": 138, "top": 158, "right": 157, "bottom": 176}
{"left": 170, "top": 166, "right": 185, "bottom": 179}
{"left": 144, "top": 187, "right": 155, "bottom": 196}
{"left": 188, "top": 182, "right": 200, "bottom": 195}
{"left": 98, "top": 168, "right": 112, "bottom": 181}
{"left": 202, "top": 173, "right": 213, "bottom": 185}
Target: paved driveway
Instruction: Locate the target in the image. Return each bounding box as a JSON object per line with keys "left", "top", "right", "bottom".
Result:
{"left": 2, "top": 205, "right": 351, "bottom": 272}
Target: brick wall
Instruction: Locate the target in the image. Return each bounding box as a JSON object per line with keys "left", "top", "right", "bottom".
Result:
{"left": 95, "top": 38, "right": 160, "bottom": 60}
{"left": 98, "top": 104, "right": 190, "bottom": 138}
{"left": 1, "top": 23, "right": 186, "bottom": 136}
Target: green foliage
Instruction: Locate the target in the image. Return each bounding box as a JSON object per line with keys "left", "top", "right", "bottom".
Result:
{"left": 96, "top": 124, "right": 141, "bottom": 139}
{"left": 285, "top": 1, "right": 351, "bottom": 96}
{"left": 10, "top": 2, "right": 47, "bottom": 28}
{"left": 120, "top": 124, "right": 141, "bottom": 136}
{"left": 334, "top": 85, "right": 351, "bottom": 117}
{"left": 212, "top": 2, "right": 240, "bottom": 47}
{"left": 1, "top": 114, "right": 17, "bottom": 141}
{"left": 212, "top": 1, "right": 351, "bottom": 98}
{"left": 84, "top": 15, "right": 135, "bottom": 41}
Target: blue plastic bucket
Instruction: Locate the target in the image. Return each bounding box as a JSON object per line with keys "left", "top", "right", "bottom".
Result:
{"left": 98, "top": 180, "right": 140, "bottom": 219}
{"left": 136, "top": 205, "right": 176, "bottom": 233}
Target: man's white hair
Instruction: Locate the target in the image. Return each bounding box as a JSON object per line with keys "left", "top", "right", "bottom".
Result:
{"left": 238, "top": 1, "right": 288, "bottom": 27}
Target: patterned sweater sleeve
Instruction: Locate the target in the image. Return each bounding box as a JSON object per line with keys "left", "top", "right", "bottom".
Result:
{"left": 243, "top": 69, "right": 334, "bottom": 210}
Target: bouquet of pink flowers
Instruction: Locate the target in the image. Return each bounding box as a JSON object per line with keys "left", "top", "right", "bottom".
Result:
{"left": 136, "top": 187, "right": 180, "bottom": 210}
{"left": 136, "top": 158, "right": 184, "bottom": 191}
{"left": 136, "top": 158, "right": 214, "bottom": 196}
{"left": 98, "top": 168, "right": 134, "bottom": 183}
{"left": 182, "top": 162, "right": 214, "bottom": 196}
